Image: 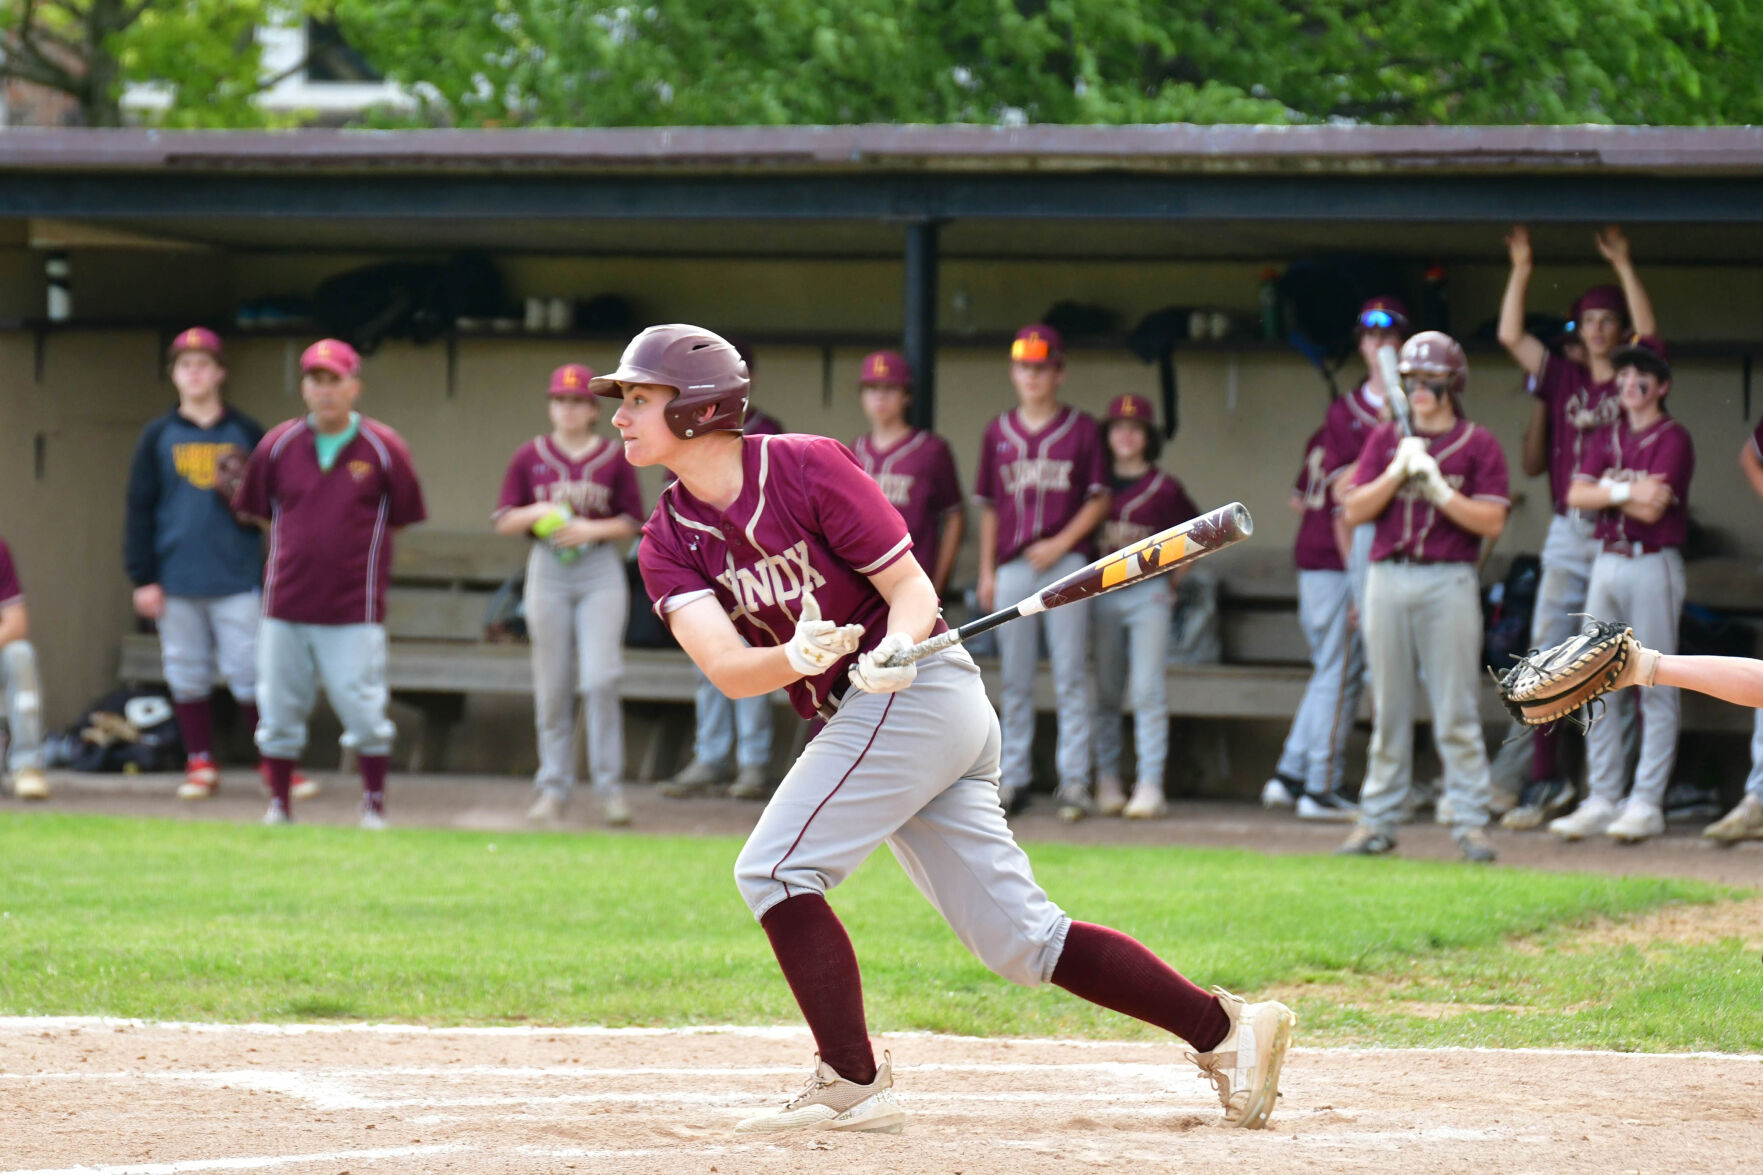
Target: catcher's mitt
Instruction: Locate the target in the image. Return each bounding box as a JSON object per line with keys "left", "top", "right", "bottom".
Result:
{"left": 1497, "top": 619, "right": 1636, "bottom": 727}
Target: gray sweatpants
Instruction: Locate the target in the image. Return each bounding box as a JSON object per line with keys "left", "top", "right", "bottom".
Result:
{"left": 1357, "top": 562, "right": 1491, "bottom": 837}
{"left": 1584, "top": 549, "right": 1683, "bottom": 810}
{"left": 734, "top": 648, "right": 1071, "bottom": 987}
{"left": 1091, "top": 576, "right": 1172, "bottom": 787}
{"left": 255, "top": 618, "right": 395, "bottom": 761}
{"left": 157, "top": 591, "right": 260, "bottom": 703}
{"left": 996, "top": 552, "right": 1091, "bottom": 802}
{"left": 1275, "top": 568, "right": 1364, "bottom": 797}
{"left": 2, "top": 640, "right": 43, "bottom": 772}
{"left": 525, "top": 543, "right": 627, "bottom": 800}
{"left": 1746, "top": 712, "right": 1763, "bottom": 804}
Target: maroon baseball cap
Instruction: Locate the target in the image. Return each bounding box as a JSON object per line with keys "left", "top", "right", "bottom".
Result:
{"left": 300, "top": 338, "right": 362, "bottom": 378}
{"left": 167, "top": 326, "right": 224, "bottom": 362}
{"left": 859, "top": 350, "right": 911, "bottom": 387}
{"left": 1105, "top": 393, "right": 1156, "bottom": 424}
{"left": 1355, "top": 296, "right": 1411, "bottom": 334}
{"left": 1010, "top": 324, "right": 1064, "bottom": 366}
{"left": 548, "top": 363, "right": 595, "bottom": 397}
{"left": 1612, "top": 334, "right": 1671, "bottom": 382}
{"left": 1572, "top": 285, "right": 1629, "bottom": 324}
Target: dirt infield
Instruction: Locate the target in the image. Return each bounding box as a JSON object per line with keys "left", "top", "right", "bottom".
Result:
{"left": 4, "top": 1020, "right": 1760, "bottom": 1175}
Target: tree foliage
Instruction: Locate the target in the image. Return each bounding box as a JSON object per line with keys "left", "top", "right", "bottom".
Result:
{"left": 5, "top": 0, "right": 1761, "bottom": 128}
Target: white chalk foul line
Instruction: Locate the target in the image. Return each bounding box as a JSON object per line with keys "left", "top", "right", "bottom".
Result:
{"left": 1, "top": 1144, "right": 465, "bottom": 1175}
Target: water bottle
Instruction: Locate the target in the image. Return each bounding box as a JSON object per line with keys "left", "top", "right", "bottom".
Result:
{"left": 531, "top": 504, "right": 582, "bottom": 564}
{"left": 1259, "top": 268, "right": 1282, "bottom": 341}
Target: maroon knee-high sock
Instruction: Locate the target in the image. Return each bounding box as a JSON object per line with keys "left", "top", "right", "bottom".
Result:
{"left": 361, "top": 754, "right": 388, "bottom": 814}
{"left": 174, "top": 700, "right": 214, "bottom": 760}
{"left": 759, "top": 894, "right": 877, "bottom": 1084}
{"left": 1052, "top": 921, "right": 1231, "bottom": 1052}
{"left": 1530, "top": 724, "right": 1561, "bottom": 784}
{"left": 262, "top": 757, "right": 294, "bottom": 810}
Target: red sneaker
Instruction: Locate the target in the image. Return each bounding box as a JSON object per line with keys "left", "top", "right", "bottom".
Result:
{"left": 291, "top": 771, "right": 321, "bottom": 801}
{"left": 178, "top": 754, "right": 219, "bottom": 801}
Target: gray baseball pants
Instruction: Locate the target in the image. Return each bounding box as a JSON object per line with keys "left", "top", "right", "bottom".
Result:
{"left": 524, "top": 543, "right": 627, "bottom": 801}
{"left": 1276, "top": 568, "right": 1364, "bottom": 797}
{"left": 1357, "top": 562, "right": 1492, "bottom": 837}
{"left": 157, "top": 591, "right": 260, "bottom": 703}
{"left": 996, "top": 552, "right": 1091, "bottom": 804}
{"left": 255, "top": 618, "right": 396, "bottom": 761}
{"left": 2, "top": 640, "right": 43, "bottom": 772}
{"left": 1091, "top": 576, "right": 1172, "bottom": 788}
{"left": 1745, "top": 712, "right": 1763, "bottom": 804}
{"left": 734, "top": 648, "right": 1071, "bottom": 987}
{"left": 1584, "top": 549, "right": 1683, "bottom": 811}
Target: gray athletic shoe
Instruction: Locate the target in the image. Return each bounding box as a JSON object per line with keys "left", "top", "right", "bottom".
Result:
{"left": 733, "top": 1052, "right": 906, "bottom": 1135}
{"left": 1188, "top": 988, "right": 1297, "bottom": 1129}
{"left": 601, "top": 791, "right": 632, "bottom": 826}
{"left": 1336, "top": 825, "right": 1396, "bottom": 856}
{"left": 658, "top": 758, "right": 734, "bottom": 799}
{"left": 1704, "top": 795, "right": 1763, "bottom": 845}
{"left": 527, "top": 790, "right": 565, "bottom": 823}
{"left": 728, "top": 765, "right": 771, "bottom": 801}
{"left": 1453, "top": 826, "right": 1498, "bottom": 864}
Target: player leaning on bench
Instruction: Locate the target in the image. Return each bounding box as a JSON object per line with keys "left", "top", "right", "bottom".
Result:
{"left": 605, "top": 323, "right": 1295, "bottom": 1134}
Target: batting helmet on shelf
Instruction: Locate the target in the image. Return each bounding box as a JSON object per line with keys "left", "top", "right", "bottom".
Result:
{"left": 591, "top": 324, "right": 750, "bottom": 439}
{"left": 1397, "top": 330, "right": 1468, "bottom": 397}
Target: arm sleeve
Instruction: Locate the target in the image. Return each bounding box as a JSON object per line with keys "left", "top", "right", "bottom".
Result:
{"left": 1752, "top": 418, "right": 1763, "bottom": 461}
{"left": 801, "top": 437, "right": 915, "bottom": 577}
{"left": 637, "top": 524, "right": 715, "bottom": 622}
{"left": 1657, "top": 425, "right": 1696, "bottom": 502}
{"left": 972, "top": 423, "right": 998, "bottom": 504}
{"left": 1468, "top": 429, "right": 1512, "bottom": 503}
{"left": 232, "top": 433, "right": 275, "bottom": 521}
{"left": 494, "top": 447, "right": 533, "bottom": 518}
{"left": 610, "top": 453, "right": 646, "bottom": 522}
{"left": 0, "top": 541, "right": 22, "bottom": 608}
{"left": 123, "top": 420, "right": 164, "bottom": 586}
{"left": 1349, "top": 424, "right": 1399, "bottom": 489}
{"left": 381, "top": 430, "right": 428, "bottom": 528}
{"left": 1083, "top": 417, "right": 1110, "bottom": 496}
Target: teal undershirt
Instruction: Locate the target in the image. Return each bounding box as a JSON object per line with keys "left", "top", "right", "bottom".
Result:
{"left": 309, "top": 412, "right": 362, "bottom": 472}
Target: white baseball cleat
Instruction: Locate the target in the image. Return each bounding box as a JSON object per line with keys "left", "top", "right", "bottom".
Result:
{"left": 1605, "top": 799, "right": 1664, "bottom": 844}
{"left": 1124, "top": 781, "right": 1167, "bottom": 819}
{"left": 1260, "top": 776, "right": 1297, "bottom": 809}
{"left": 601, "top": 791, "right": 632, "bottom": 827}
{"left": 291, "top": 773, "right": 322, "bottom": 802}
{"left": 1548, "top": 795, "right": 1617, "bottom": 841}
{"left": 11, "top": 767, "right": 49, "bottom": 801}
{"left": 1705, "top": 795, "right": 1763, "bottom": 844}
{"left": 527, "top": 790, "right": 564, "bottom": 823}
{"left": 261, "top": 799, "right": 291, "bottom": 826}
{"left": 1188, "top": 988, "right": 1296, "bottom": 1129}
{"left": 359, "top": 806, "right": 387, "bottom": 831}
{"left": 1095, "top": 776, "right": 1128, "bottom": 817}
{"left": 734, "top": 1052, "right": 905, "bottom": 1135}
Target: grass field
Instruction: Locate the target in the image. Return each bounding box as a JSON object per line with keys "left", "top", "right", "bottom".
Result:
{"left": 2, "top": 812, "right": 1758, "bottom": 1052}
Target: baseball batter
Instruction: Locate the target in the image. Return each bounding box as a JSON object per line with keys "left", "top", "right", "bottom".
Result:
{"left": 850, "top": 350, "right": 964, "bottom": 599}
{"left": 974, "top": 325, "right": 1112, "bottom": 816}
{"left": 1337, "top": 332, "right": 1509, "bottom": 863}
{"left": 1090, "top": 393, "right": 1197, "bottom": 820}
{"left": 1714, "top": 418, "right": 1763, "bottom": 844}
{"left": 1497, "top": 226, "right": 1657, "bottom": 819}
{"left": 233, "top": 340, "right": 427, "bottom": 827}
{"left": 1263, "top": 296, "right": 1403, "bottom": 813}
{"left": 1550, "top": 336, "right": 1692, "bottom": 845}
{"left": 493, "top": 363, "right": 643, "bottom": 827}
{"left": 603, "top": 323, "right": 1294, "bottom": 1135}
{"left": 0, "top": 536, "right": 47, "bottom": 800}
{"left": 125, "top": 327, "right": 275, "bottom": 801}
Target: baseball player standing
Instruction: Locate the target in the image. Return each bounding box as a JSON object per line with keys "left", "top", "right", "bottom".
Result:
{"left": 603, "top": 323, "right": 1294, "bottom": 1135}
{"left": 0, "top": 536, "right": 48, "bottom": 800}
{"left": 1709, "top": 418, "right": 1763, "bottom": 843}
{"left": 125, "top": 328, "right": 288, "bottom": 801}
{"left": 850, "top": 350, "right": 964, "bottom": 598}
{"left": 233, "top": 340, "right": 427, "bottom": 827}
{"left": 1549, "top": 336, "right": 1692, "bottom": 845}
{"left": 493, "top": 363, "right": 642, "bottom": 826}
{"left": 974, "top": 325, "right": 1111, "bottom": 816}
{"left": 1497, "top": 226, "right": 1657, "bottom": 821}
{"left": 1262, "top": 296, "right": 1404, "bottom": 812}
{"left": 1089, "top": 393, "right": 1197, "bottom": 820}
{"left": 1336, "top": 332, "right": 1510, "bottom": 863}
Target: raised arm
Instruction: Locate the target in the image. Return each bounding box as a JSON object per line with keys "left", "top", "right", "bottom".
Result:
{"left": 1498, "top": 226, "right": 1549, "bottom": 376}
{"left": 1597, "top": 226, "right": 1656, "bottom": 339}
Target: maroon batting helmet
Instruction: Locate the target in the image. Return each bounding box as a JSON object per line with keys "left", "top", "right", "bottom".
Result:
{"left": 1397, "top": 331, "right": 1468, "bottom": 397}
{"left": 591, "top": 324, "right": 750, "bottom": 439}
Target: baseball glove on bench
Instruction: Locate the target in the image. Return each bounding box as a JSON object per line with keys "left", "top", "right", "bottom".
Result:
{"left": 1497, "top": 619, "right": 1658, "bottom": 727}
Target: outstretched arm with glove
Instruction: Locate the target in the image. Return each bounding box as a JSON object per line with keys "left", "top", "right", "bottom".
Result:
{"left": 1497, "top": 621, "right": 1763, "bottom": 722}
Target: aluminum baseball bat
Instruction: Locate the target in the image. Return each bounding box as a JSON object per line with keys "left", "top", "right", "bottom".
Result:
{"left": 1376, "top": 343, "right": 1413, "bottom": 437}
{"left": 881, "top": 502, "right": 1254, "bottom": 668}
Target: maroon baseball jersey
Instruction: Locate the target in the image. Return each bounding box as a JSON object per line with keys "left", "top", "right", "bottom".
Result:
{"left": 0, "top": 537, "right": 23, "bottom": 610}
{"left": 235, "top": 417, "right": 427, "bottom": 625}
{"left": 1752, "top": 416, "right": 1763, "bottom": 461}
{"left": 495, "top": 435, "right": 644, "bottom": 525}
{"left": 1100, "top": 469, "right": 1198, "bottom": 554}
{"left": 973, "top": 406, "right": 1110, "bottom": 564}
{"left": 851, "top": 428, "right": 963, "bottom": 578}
{"left": 743, "top": 408, "right": 784, "bottom": 436}
{"left": 1319, "top": 380, "right": 1386, "bottom": 473}
{"left": 1352, "top": 419, "right": 1510, "bottom": 565}
{"left": 638, "top": 434, "right": 945, "bottom": 720}
{"left": 1574, "top": 415, "right": 1695, "bottom": 550}
{"left": 1293, "top": 426, "right": 1346, "bottom": 572}
{"left": 1531, "top": 353, "right": 1621, "bottom": 515}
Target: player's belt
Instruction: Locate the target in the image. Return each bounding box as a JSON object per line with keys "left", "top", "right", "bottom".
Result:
{"left": 1382, "top": 552, "right": 1449, "bottom": 566}
{"left": 1602, "top": 540, "right": 1668, "bottom": 557}
{"left": 815, "top": 665, "right": 853, "bottom": 722}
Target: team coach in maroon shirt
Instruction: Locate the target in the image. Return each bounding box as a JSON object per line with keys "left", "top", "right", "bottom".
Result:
{"left": 234, "top": 339, "right": 428, "bottom": 827}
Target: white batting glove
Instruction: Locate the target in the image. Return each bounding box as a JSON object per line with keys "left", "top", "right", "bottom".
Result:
{"left": 1393, "top": 435, "right": 1429, "bottom": 478}
{"left": 848, "top": 633, "right": 917, "bottom": 695}
{"left": 1417, "top": 463, "right": 1456, "bottom": 506}
{"left": 784, "top": 589, "right": 864, "bottom": 677}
